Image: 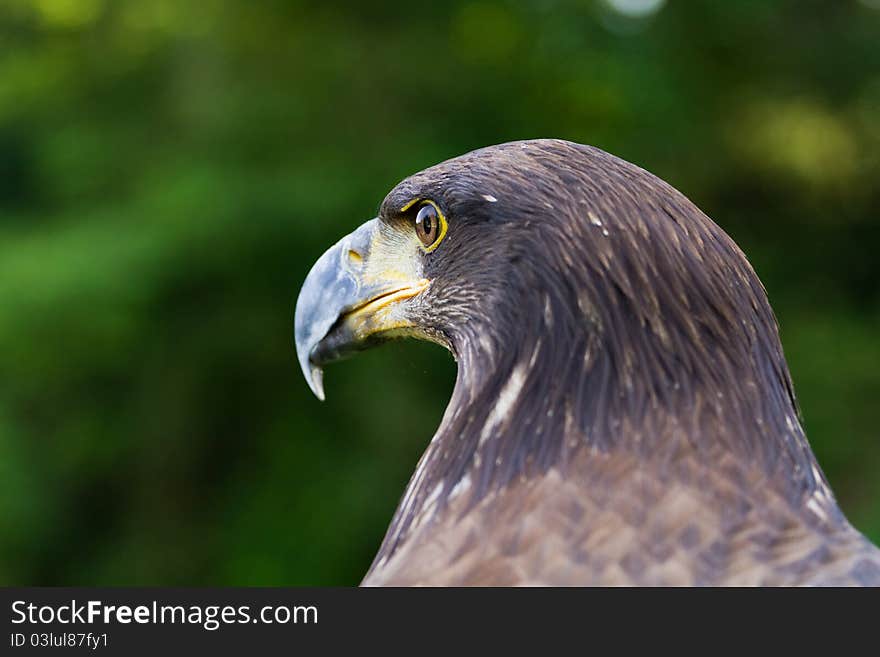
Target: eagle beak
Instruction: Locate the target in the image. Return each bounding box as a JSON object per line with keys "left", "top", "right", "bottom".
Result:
{"left": 294, "top": 218, "right": 430, "bottom": 401}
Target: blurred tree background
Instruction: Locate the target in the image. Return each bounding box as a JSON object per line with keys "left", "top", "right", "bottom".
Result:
{"left": 0, "top": 0, "right": 878, "bottom": 585}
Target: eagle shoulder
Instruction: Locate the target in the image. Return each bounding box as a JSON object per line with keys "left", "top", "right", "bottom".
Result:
{"left": 363, "top": 449, "right": 880, "bottom": 586}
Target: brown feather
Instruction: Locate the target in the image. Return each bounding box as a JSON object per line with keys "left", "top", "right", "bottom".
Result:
{"left": 359, "top": 140, "right": 880, "bottom": 586}
{"left": 364, "top": 445, "right": 880, "bottom": 586}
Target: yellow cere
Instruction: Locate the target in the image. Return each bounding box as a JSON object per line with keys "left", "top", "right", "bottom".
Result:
{"left": 364, "top": 225, "right": 424, "bottom": 285}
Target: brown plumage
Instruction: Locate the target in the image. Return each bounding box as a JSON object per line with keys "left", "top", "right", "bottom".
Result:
{"left": 295, "top": 139, "right": 880, "bottom": 586}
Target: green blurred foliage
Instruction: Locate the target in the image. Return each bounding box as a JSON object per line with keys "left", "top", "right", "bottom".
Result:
{"left": 0, "top": 0, "right": 878, "bottom": 585}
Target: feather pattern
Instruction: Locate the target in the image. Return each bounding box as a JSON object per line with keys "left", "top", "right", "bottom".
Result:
{"left": 357, "top": 140, "right": 880, "bottom": 585}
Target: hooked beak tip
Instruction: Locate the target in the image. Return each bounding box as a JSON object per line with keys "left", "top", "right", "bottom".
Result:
{"left": 297, "top": 348, "right": 326, "bottom": 401}
{"left": 308, "top": 365, "right": 326, "bottom": 402}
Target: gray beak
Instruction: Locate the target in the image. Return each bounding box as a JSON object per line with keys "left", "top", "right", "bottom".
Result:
{"left": 294, "top": 219, "right": 377, "bottom": 400}
{"left": 294, "top": 218, "right": 429, "bottom": 400}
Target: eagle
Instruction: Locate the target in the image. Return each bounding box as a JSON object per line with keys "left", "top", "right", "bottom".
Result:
{"left": 294, "top": 139, "right": 880, "bottom": 586}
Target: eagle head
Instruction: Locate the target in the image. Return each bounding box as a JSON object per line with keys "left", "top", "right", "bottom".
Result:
{"left": 295, "top": 139, "right": 797, "bottom": 466}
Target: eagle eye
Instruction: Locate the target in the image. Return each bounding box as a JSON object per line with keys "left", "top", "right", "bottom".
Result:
{"left": 413, "top": 201, "right": 447, "bottom": 252}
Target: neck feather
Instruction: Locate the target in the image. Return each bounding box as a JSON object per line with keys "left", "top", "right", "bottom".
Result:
{"left": 370, "top": 278, "right": 828, "bottom": 568}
